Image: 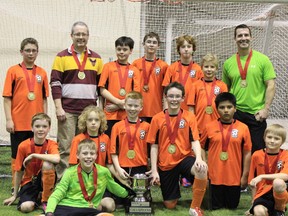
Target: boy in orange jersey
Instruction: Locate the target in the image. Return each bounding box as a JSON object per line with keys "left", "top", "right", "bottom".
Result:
{"left": 3, "top": 113, "right": 60, "bottom": 213}
{"left": 132, "top": 32, "right": 168, "bottom": 123}
{"left": 162, "top": 35, "right": 203, "bottom": 111}
{"left": 147, "top": 82, "right": 207, "bottom": 216}
{"left": 2, "top": 38, "right": 49, "bottom": 193}
{"left": 200, "top": 92, "right": 251, "bottom": 210}
{"left": 69, "top": 105, "right": 117, "bottom": 212}
{"left": 110, "top": 91, "right": 150, "bottom": 205}
{"left": 188, "top": 53, "right": 228, "bottom": 135}
{"left": 98, "top": 36, "right": 141, "bottom": 136}
{"left": 247, "top": 124, "right": 288, "bottom": 216}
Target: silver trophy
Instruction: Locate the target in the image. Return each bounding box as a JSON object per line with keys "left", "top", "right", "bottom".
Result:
{"left": 128, "top": 173, "right": 153, "bottom": 215}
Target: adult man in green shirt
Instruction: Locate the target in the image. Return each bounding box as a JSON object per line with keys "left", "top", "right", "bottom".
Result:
{"left": 222, "top": 24, "right": 276, "bottom": 153}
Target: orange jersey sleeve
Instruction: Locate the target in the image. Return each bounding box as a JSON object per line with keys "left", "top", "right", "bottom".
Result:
{"left": 146, "top": 110, "right": 199, "bottom": 171}
{"left": 110, "top": 119, "right": 150, "bottom": 168}
{"left": 200, "top": 119, "right": 252, "bottom": 186}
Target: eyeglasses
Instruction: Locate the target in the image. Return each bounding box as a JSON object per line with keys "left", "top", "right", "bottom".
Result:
{"left": 23, "top": 49, "right": 38, "bottom": 54}
{"left": 73, "top": 33, "right": 89, "bottom": 38}
{"left": 166, "top": 94, "right": 183, "bottom": 100}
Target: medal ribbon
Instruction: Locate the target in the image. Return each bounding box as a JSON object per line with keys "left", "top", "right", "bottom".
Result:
{"left": 125, "top": 118, "right": 141, "bottom": 150}
{"left": 71, "top": 45, "right": 88, "bottom": 72}
{"left": 264, "top": 151, "right": 281, "bottom": 184}
{"left": 203, "top": 78, "right": 216, "bottom": 106}
{"left": 115, "top": 61, "right": 130, "bottom": 89}
{"left": 21, "top": 62, "right": 36, "bottom": 93}
{"left": 218, "top": 121, "right": 234, "bottom": 152}
{"left": 178, "top": 61, "right": 193, "bottom": 86}
{"left": 77, "top": 164, "right": 98, "bottom": 204}
{"left": 30, "top": 138, "right": 48, "bottom": 176}
{"left": 236, "top": 50, "right": 252, "bottom": 80}
{"left": 141, "top": 57, "right": 157, "bottom": 85}
{"left": 165, "top": 110, "right": 183, "bottom": 144}
{"left": 84, "top": 133, "right": 100, "bottom": 164}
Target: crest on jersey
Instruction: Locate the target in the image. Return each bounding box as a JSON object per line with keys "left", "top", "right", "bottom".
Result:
{"left": 214, "top": 86, "right": 220, "bottom": 95}
{"left": 179, "top": 119, "right": 185, "bottom": 128}
{"left": 189, "top": 70, "right": 196, "bottom": 78}
{"left": 36, "top": 75, "right": 42, "bottom": 83}
{"left": 231, "top": 129, "right": 238, "bottom": 138}
{"left": 139, "top": 130, "right": 146, "bottom": 140}
{"left": 155, "top": 67, "right": 161, "bottom": 75}
{"left": 128, "top": 70, "right": 134, "bottom": 78}
{"left": 100, "top": 142, "right": 106, "bottom": 152}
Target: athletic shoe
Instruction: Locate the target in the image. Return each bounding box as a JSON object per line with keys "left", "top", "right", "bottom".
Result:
{"left": 189, "top": 207, "right": 203, "bottom": 216}
{"left": 181, "top": 177, "right": 191, "bottom": 187}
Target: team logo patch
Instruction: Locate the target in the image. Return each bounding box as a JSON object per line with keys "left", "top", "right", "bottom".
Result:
{"left": 36, "top": 75, "right": 42, "bottom": 83}
{"left": 100, "top": 142, "right": 106, "bottom": 152}
{"left": 139, "top": 130, "right": 146, "bottom": 140}
{"left": 155, "top": 67, "right": 160, "bottom": 75}
{"left": 128, "top": 70, "right": 134, "bottom": 78}
{"left": 179, "top": 119, "right": 185, "bottom": 128}
{"left": 89, "top": 58, "right": 97, "bottom": 66}
{"left": 231, "top": 129, "right": 238, "bottom": 138}
{"left": 189, "top": 70, "right": 196, "bottom": 78}
{"left": 277, "top": 160, "right": 283, "bottom": 171}
{"left": 214, "top": 86, "right": 220, "bottom": 95}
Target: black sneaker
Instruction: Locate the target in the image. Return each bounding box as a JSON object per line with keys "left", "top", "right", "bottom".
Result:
{"left": 274, "top": 210, "right": 285, "bottom": 216}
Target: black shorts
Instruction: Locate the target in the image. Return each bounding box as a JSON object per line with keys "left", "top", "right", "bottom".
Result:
{"left": 17, "top": 172, "right": 42, "bottom": 209}
{"left": 210, "top": 184, "right": 241, "bottom": 210}
{"left": 159, "top": 156, "right": 195, "bottom": 201}
{"left": 10, "top": 131, "right": 34, "bottom": 158}
{"left": 53, "top": 205, "right": 102, "bottom": 216}
{"left": 249, "top": 190, "right": 274, "bottom": 215}
{"left": 234, "top": 109, "right": 267, "bottom": 153}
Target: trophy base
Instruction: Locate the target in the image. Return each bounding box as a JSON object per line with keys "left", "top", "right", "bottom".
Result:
{"left": 127, "top": 201, "right": 153, "bottom": 215}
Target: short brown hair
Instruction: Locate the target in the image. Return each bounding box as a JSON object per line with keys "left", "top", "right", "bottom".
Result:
{"left": 31, "top": 113, "right": 51, "bottom": 127}
{"left": 143, "top": 32, "right": 161, "bottom": 44}
{"left": 264, "top": 124, "right": 287, "bottom": 144}
{"left": 20, "top": 38, "right": 38, "bottom": 51}
{"left": 77, "top": 139, "right": 96, "bottom": 155}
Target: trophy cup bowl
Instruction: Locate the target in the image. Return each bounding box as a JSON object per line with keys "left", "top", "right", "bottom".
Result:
{"left": 132, "top": 173, "right": 149, "bottom": 202}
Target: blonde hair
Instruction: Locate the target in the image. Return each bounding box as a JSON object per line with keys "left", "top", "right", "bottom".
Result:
{"left": 77, "top": 139, "right": 96, "bottom": 155}
{"left": 201, "top": 53, "right": 219, "bottom": 69}
{"left": 176, "top": 35, "right": 196, "bottom": 55}
{"left": 264, "top": 124, "right": 287, "bottom": 144}
{"left": 78, "top": 105, "right": 107, "bottom": 133}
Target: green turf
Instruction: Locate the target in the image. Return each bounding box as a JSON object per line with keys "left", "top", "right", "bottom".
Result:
{"left": 0, "top": 146, "right": 251, "bottom": 215}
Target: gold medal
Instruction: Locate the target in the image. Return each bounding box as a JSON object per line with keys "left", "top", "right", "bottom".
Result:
{"left": 240, "top": 80, "right": 247, "bottom": 88}
{"left": 127, "top": 150, "right": 136, "bottom": 159}
{"left": 78, "top": 71, "right": 86, "bottom": 80}
{"left": 27, "top": 92, "right": 35, "bottom": 101}
{"left": 143, "top": 85, "right": 149, "bottom": 92}
{"left": 220, "top": 152, "right": 228, "bottom": 161}
{"left": 168, "top": 144, "right": 176, "bottom": 154}
{"left": 88, "top": 201, "right": 94, "bottom": 208}
{"left": 119, "top": 88, "right": 126, "bottom": 96}
{"left": 205, "top": 106, "right": 213, "bottom": 114}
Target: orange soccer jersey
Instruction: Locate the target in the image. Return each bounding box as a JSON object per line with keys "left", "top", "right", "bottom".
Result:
{"left": 146, "top": 110, "right": 199, "bottom": 171}
{"left": 200, "top": 119, "right": 252, "bottom": 186}
{"left": 69, "top": 133, "right": 111, "bottom": 167}
{"left": 98, "top": 61, "right": 141, "bottom": 120}
{"left": 248, "top": 149, "right": 288, "bottom": 200}
{"left": 162, "top": 61, "right": 203, "bottom": 110}
{"left": 2, "top": 64, "right": 49, "bottom": 131}
{"left": 132, "top": 57, "right": 168, "bottom": 117}
{"left": 110, "top": 119, "right": 150, "bottom": 168}
{"left": 15, "top": 138, "right": 59, "bottom": 186}
{"left": 188, "top": 78, "right": 228, "bottom": 134}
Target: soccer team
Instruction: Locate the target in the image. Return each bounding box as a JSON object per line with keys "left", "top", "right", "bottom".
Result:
{"left": 2, "top": 21, "right": 287, "bottom": 216}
